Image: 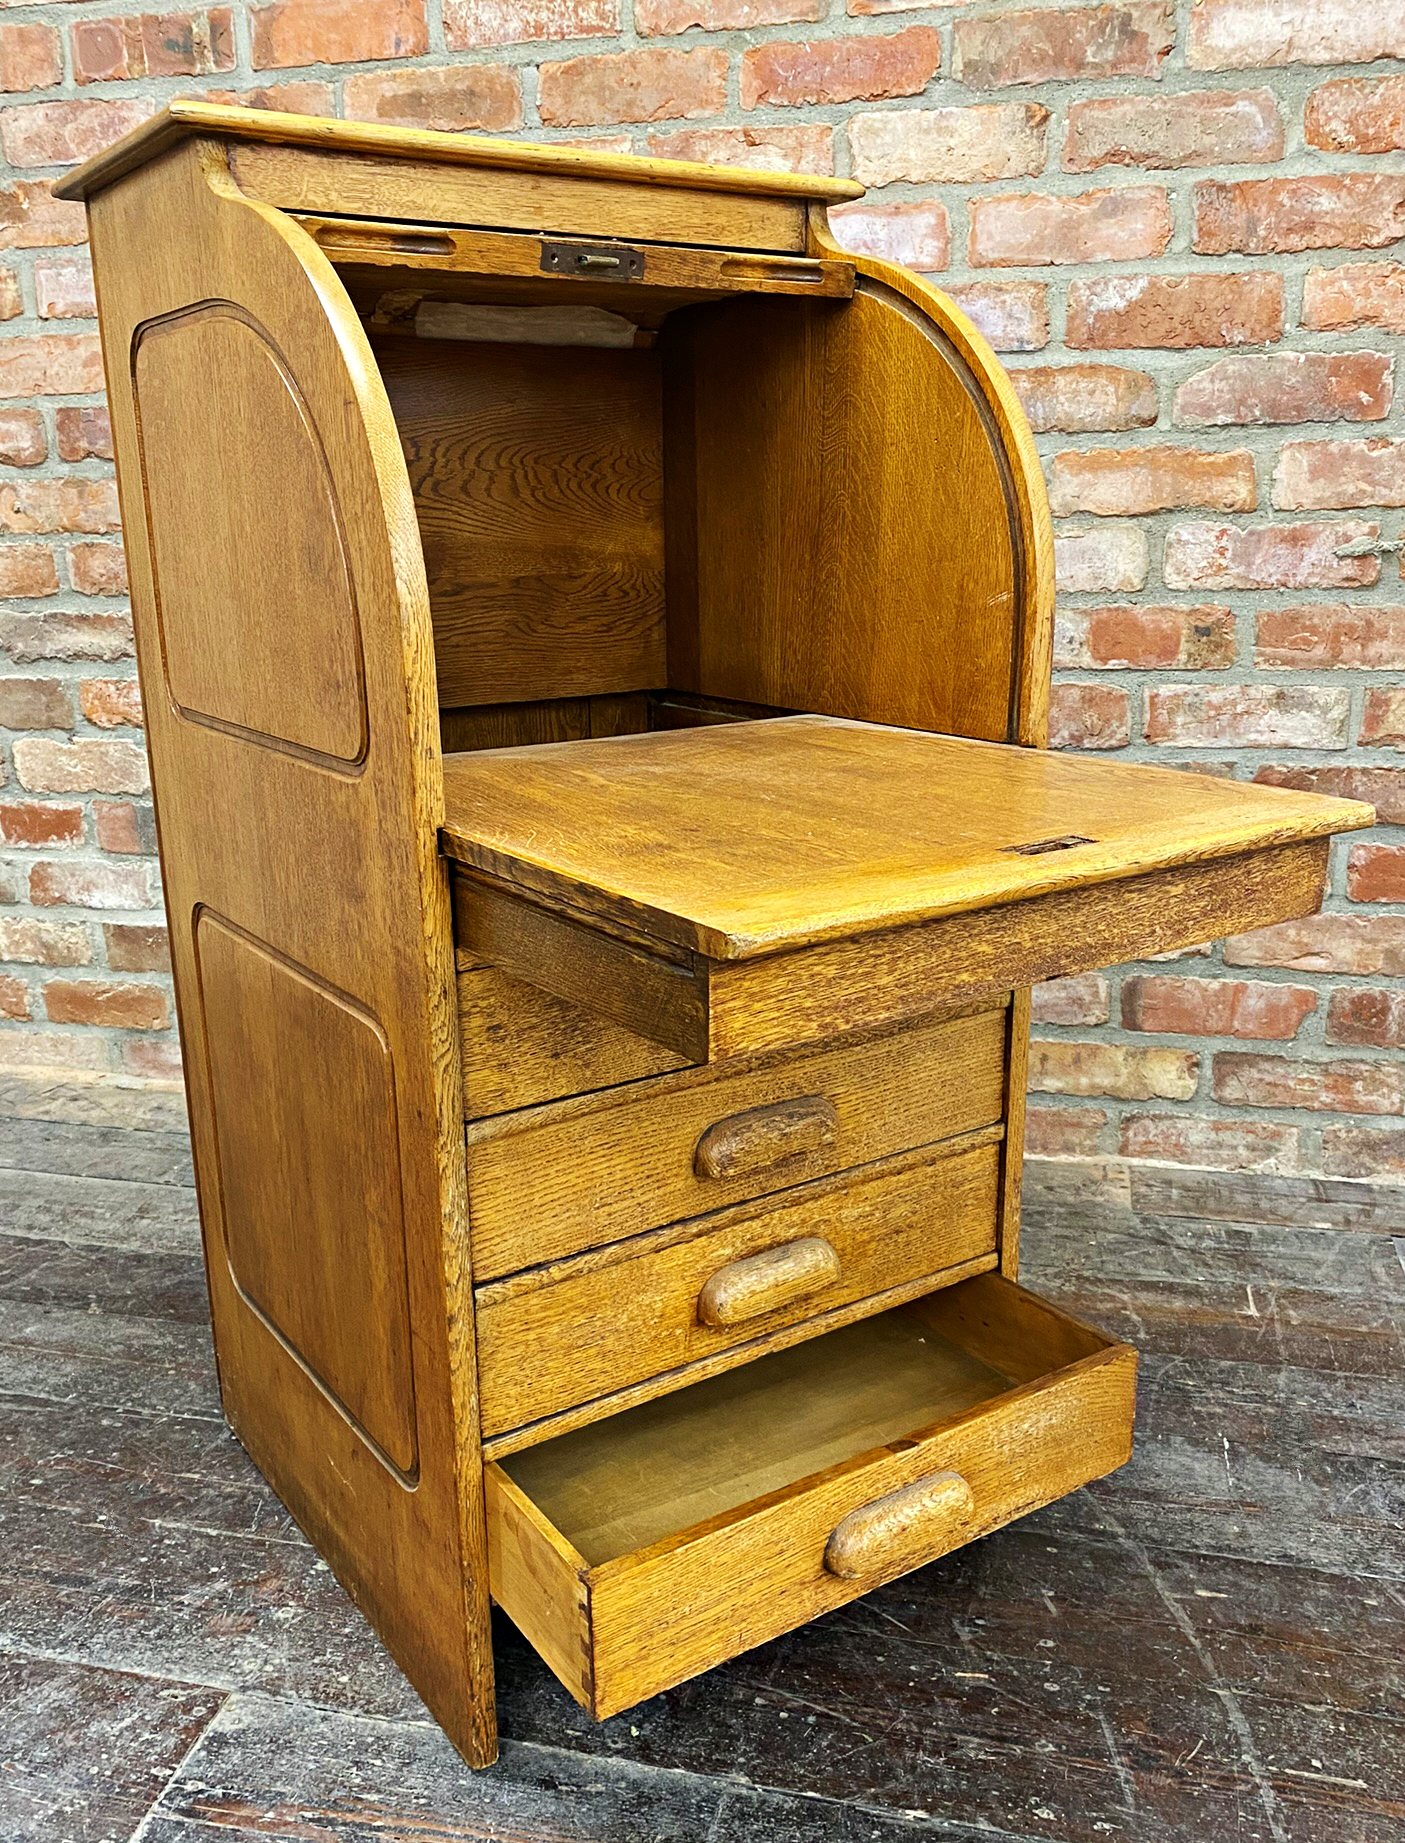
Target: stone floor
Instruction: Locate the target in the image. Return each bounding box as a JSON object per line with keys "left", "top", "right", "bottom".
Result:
{"left": 0, "top": 1070, "right": 1401, "bottom": 1842}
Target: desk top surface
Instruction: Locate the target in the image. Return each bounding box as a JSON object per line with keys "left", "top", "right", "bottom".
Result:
{"left": 440, "top": 717, "right": 1372, "bottom": 961}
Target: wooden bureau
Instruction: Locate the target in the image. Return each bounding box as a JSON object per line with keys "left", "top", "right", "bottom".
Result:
{"left": 60, "top": 104, "right": 1373, "bottom": 1769}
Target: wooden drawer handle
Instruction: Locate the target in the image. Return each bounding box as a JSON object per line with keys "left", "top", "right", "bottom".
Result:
{"left": 824, "top": 1471, "right": 975, "bottom": 1580}
{"left": 694, "top": 1095, "right": 838, "bottom": 1181}
{"left": 697, "top": 1236, "right": 841, "bottom": 1328}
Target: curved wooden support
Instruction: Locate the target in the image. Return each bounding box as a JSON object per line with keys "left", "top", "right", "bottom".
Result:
{"left": 87, "top": 136, "right": 496, "bottom": 1765}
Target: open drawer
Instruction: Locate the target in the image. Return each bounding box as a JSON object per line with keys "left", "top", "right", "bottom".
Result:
{"left": 443, "top": 715, "right": 1372, "bottom": 1061}
{"left": 485, "top": 1272, "right": 1136, "bottom": 1719}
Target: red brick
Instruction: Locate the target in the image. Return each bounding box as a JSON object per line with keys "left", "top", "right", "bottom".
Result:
{"left": 0, "top": 972, "right": 29, "bottom": 1021}
{"left": 1256, "top": 603, "right": 1405, "bottom": 669}
{"left": 829, "top": 198, "right": 948, "bottom": 272}
{"left": 1347, "top": 843, "right": 1405, "bottom": 904}
{"left": 93, "top": 799, "right": 155, "bottom": 856}
{"left": 1225, "top": 910, "right": 1405, "bottom": 975}
{"left": 13, "top": 737, "right": 148, "bottom": 795}
{"left": 1212, "top": 1051, "right": 1403, "bottom": 1115}
{"left": 1306, "top": 76, "right": 1405, "bottom": 154}
{"left": 79, "top": 677, "right": 143, "bottom": 729}
{"left": 0, "top": 265, "right": 19, "bottom": 321}
{"left": 1195, "top": 175, "right": 1405, "bottom": 256}
{"left": 1064, "top": 87, "right": 1281, "bottom": 171}
{"left": 1050, "top": 446, "right": 1255, "bottom": 517}
{"left": 121, "top": 1035, "right": 182, "bottom": 1080}
{"left": 1054, "top": 525, "right": 1148, "bottom": 594}
{"left": 0, "top": 674, "right": 72, "bottom": 730}
{"left": 647, "top": 125, "right": 833, "bottom": 174}
{"left": 1254, "top": 763, "right": 1405, "bottom": 825}
{"left": 1146, "top": 684, "right": 1349, "bottom": 749}
{"left": 0, "top": 546, "right": 58, "bottom": 600}
{"left": 1325, "top": 986, "right": 1405, "bottom": 1050}
{"left": 0, "top": 611, "right": 132, "bottom": 661}
{"left": 1048, "top": 682, "right": 1130, "bottom": 750}
{"left": 0, "top": 479, "right": 120, "bottom": 536}
{"left": 954, "top": 2, "right": 1172, "bottom": 87}
{"left": 1321, "top": 1123, "right": 1405, "bottom": 1179}
{"left": 0, "top": 409, "right": 46, "bottom": 467}
{"left": 43, "top": 977, "right": 168, "bottom": 1030}
{"left": 740, "top": 27, "right": 939, "bottom": 110}
{"left": 341, "top": 66, "right": 522, "bottom": 133}
{"left": 1025, "top": 1104, "right": 1108, "bottom": 1157}
{"left": 1119, "top": 1113, "right": 1299, "bottom": 1172}
{"left": 1163, "top": 520, "right": 1379, "bottom": 591}
{"left": 55, "top": 408, "right": 112, "bottom": 464}
{"left": 71, "top": 10, "right": 235, "bottom": 83}
{"left": 1030, "top": 1039, "right": 1198, "bottom": 1101}
{"left": 1303, "top": 263, "right": 1405, "bottom": 337}
{"left": 1057, "top": 603, "right": 1236, "bottom": 670}
{"left": 103, "top": 921, "right": 169, "bottom": 973}
{"left": 0, "top": 335, "right": 105, "bottom": 401}
{"left": 444, "top": 0, "right": 617, "bottom": 47}
{"left": 943, "top": 282, "right": 1048, "bottom": 353}
{"left": 849, "top": 102, "right": 1047, "bottom": 185}
{"left": 0, "top": 915, "right": 90, "bottom": 965}
{"left": 1361, "top": 687, "right": 1405, "bottom": 746}
{"left": 0, "top": 181, "right": 87, "bottom": 252}
{"left": 1188, "top": 0, "right": 1405, "bottom": 70}
{"left": 1067, "top": 272, "right": 1282, "bottom": 350}
{"left": 251, "top": 0, "right": 426, "bottom": 67}
{"left": 1273, "top": 439, "right": 1405, "bottom": 512}
{"left": 1011, "top": 363, "right": 1156, "bottom": 433}
{"left": 0, "top": 802, "right": 83, "bottom": 848}
{"left": 0, "top": 99, "right": 149, "bottom": 169}
{"left": 1122, "top": 973, "right": 1317, "bottom": 1039}
{"left": 970, "top": 186, "right": 1170, "bottom": 267}
{"left": 33, "top": 258, "right": 95, "bottom": 321}
{"left": 640, "top": 0, "right": 815, "bottom": 27}
{"left": 1030, "top": 972, "right": 1109, "bottom": 1026}
{"left": 1174, "top": 352, "right": 1392, "bottom": 428}
{"left": 540, "top": 47, "right": 727, "bottom": 125}
{"left": 208, "top": 81, "right": 337, "bottom": 114}
{"left": 29, "top": 857, "right": 158, "bottom": 910}
{"left": 69, "top": 544, "right": 128, "bottom": 596}
{"left": 0, "top": 23, "right": 61, "bottom": 94}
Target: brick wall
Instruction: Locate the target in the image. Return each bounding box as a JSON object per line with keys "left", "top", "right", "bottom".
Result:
{"left": 0, "top": 0, "right": 1401, "bottom": 1184}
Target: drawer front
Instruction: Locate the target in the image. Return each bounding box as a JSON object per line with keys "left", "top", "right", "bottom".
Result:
{"left": 467, "top": 1003, "right": 1008, "bottom": 1280}
{"left": 486, "top": 1275, "right": 1137, "bottom": 1720}
{"left": 475, "top": 1137, "right": 1000, "bottom": 1436}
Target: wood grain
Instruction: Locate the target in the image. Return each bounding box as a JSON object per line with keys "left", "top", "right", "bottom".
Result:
{"left": 55, "top": 100, "right": 862, "bottom": 207}
{"left": 474, "top": 1138, "right": 1001, "bottom": 1433}
{"left": 378, "top": 338, "right": 665, "bottom": 709}
{"left": 488, "top": 1274, "right": 1137, "bottom": 1718}
{"left": 465, "top": 1004, "right": 1007, "bottom": 1278}
{"left": 84, "top": 138, "right": 496, "bottom": 1765}
{"left": 439, "top": 717, "right": 1372, "bottom": 961}
{"left": 458, "top": 962, "right": 688, "bottom": 1120}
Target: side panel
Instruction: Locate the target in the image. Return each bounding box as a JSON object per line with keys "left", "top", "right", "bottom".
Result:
{"left": 88, "top": 138, "right": 496, "bottom": 1763}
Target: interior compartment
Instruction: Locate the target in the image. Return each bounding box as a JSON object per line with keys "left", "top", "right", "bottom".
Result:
{"left": 324, "top": 227, "right": 1029, "bottom": 753}
{"left": 485, "top": 1272, "right": 1138, "bottom": 1716}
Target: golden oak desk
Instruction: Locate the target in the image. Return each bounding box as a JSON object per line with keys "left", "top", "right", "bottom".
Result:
{"left": 60, "top": 105, "right": 1372, "bottom": 1768}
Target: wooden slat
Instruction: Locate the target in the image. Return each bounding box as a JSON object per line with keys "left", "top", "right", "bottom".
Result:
{"left": 230, "top": 144, "right": 812, "bottom": 254}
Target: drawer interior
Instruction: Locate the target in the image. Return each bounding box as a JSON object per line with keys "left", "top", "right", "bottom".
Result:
{"left": 487, "top": 1273, "right": 1137, "bottom": 1715}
